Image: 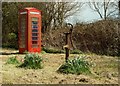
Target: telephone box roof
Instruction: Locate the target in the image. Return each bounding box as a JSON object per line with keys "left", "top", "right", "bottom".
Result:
{"left": 21, "top": 7, "right": 41, "bottom": 12}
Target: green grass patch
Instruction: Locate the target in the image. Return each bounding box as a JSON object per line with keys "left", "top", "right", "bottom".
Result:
{"left": 42, "top": 47, "right": 65, "bottom": 54}
{"left": 58, "top": 56, "right": 91, "bottom": 75}
{"left": 42, "top": 47, "right": 83, "bottom": 54}
{"left": 70, "top": 49, "right": 83, "bottom": 54}
{"left": 19, "top": 53, "right": 43, "bottom": 69}
{"left": 40, "top": 51, "right": 47, "bottom": 54}
{"left": 6, "top": 56, "right": 20, "bottom": 64}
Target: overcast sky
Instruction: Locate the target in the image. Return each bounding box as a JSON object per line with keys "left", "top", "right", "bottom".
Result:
{"left": 65, "top": 3, "right": 102, "bottom": 24}
{"left": 65, "top": 1, "right": 118, "bottom": 24}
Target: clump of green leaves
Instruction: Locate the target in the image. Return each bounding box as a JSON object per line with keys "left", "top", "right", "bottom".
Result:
{"left": 19, "top": 53, "right": 43, "bottom": 69}
{"left": 6, "top": 56, "right": 20, "bottom": 64}
{"left": 8, "top": 33, "right": 17, "bottom": 40}
{"left": 58, "top": 56, "right": 91, "bottom": 75}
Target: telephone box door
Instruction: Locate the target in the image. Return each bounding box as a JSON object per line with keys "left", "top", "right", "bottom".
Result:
{"left": 19, "top": 13, "right": 27, "bottom": 53}
{"left": 28, "top": 14, "right": 41, "bottom": 52}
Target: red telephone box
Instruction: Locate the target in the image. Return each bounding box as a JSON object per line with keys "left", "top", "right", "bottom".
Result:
{"left": 18, "top": 7, "right": 41, "bottom": 53}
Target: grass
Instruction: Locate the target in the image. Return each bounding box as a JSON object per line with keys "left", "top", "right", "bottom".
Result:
{"left": 40, "top": 51, "right": 47, "bottom": 54}
{"left": 42, "top": 47, "right": 83, "bottom": 54}
{"left": 70, "top": 49, "right": 83, "bottom": 54}
{"left": 2, "top": 51, "right": 118, "bottom": 84}
{"left": 42, "top": 47, "right": 65, "bottom": 54}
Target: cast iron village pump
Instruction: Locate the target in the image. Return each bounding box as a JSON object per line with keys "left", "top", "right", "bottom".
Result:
{"left": 63, "top": 23, "right": 74, "bottom": 63}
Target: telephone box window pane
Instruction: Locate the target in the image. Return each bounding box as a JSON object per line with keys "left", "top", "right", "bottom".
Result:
{"left": 20, "top": 45, "right": 25, "bottom": 48}
{"left": 32, "top": 17, "right": 38, "bottom": 21}
{"left": 32, "top": 41, "right": 37, "bottom": 44}
{"left": 32, "top": 25, "right": 38, "bottom": 29}
{"left": 32, "top": 37, "right": 38, "bottom": 40}
{"left": 20, "top": 14, "right": 26, "bottom": 48}
{"left": 32, "top": 29, "right": 38, "bottom": 32}
{"left": 21, "top": 35, "right": 26, "bottom": 39}
{"left": 32, "top": 33, "right": 38, "bottom": 36}
{"left": 32, "top": 21, "right": 38, "bottom": 24}
{"left": 32, "top": 45, "right": 38, "bottom": 48}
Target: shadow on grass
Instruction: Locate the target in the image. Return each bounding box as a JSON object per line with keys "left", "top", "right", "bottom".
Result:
{"left": 1, "top": 52, "right": 20, "bottom": 55}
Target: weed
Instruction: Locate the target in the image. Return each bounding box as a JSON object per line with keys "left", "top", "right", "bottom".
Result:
{"left": 58, "top": 56, "right": 91, "bottom": 75}
{"left": 6, "top": 56, "right": 20, "bottom": 64}
{"left": 19, "top": 53, "right": 43, "bottom": 69}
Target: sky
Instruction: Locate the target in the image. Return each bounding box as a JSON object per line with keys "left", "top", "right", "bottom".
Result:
{"left": 65, "top": 1, "right": 118, "bottom": 24}
{"left": 65, "top": 3, "right": 102, "bottom": 24}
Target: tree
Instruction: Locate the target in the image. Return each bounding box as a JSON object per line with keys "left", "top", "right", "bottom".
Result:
{"left": 0, "top": 1, "right": 2, "bottom": 47}
{"left": 118, "top": 1, "right": 120, "bottom": 18}
{"left": 88, "top": 0, "right": 117, "bottom": 20}
{"left": 41, "top": 2, "right": 83, "bottom": 32}
{"left": 2, "top": 2, "right": 19, "bottom": 48}
{"left": 2, "top": 2, "right": 83, "bottom": 48}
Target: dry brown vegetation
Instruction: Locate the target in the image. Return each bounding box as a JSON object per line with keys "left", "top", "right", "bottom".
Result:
{"left": 2, "top": 2, "right": 120, "bottom": 56}
{"left": 42, "top": 19, "right": 120, "bottom": 56}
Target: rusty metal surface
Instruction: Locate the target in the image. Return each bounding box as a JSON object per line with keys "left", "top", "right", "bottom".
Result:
{"left": 64, "top": 23, "right": 74, "bottom": 62}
